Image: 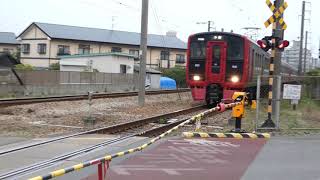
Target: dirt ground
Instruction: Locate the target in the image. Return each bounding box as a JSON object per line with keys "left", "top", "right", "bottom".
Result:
{"left": 0, "top": 92, "right": 199, "bottom": 138}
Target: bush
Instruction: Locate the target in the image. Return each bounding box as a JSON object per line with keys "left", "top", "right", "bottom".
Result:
{"left": 307, "top": 68, "right": 320, "bottom": 76}
{"left": 49, "top": 63, "right": 60, "bottom": 70}
{"left": 14, "top": 64, "right": 34, "bottom": 71}
{"left": 162, "top": 67, "right": 187, "bottom": 88}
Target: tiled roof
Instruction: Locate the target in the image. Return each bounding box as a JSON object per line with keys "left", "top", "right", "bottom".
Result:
{"left": 0, "top": 32, "right": 19, "bottom": 44}
{"left": 59, "top": 52, "right": 136, "bottom": 59}
{"left": 24, "top": 22, "right": 187, "bottom": 50}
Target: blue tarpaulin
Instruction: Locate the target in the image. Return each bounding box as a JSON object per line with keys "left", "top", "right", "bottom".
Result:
{"left": 160, "top": 77, "right": 177, "bottom": 90}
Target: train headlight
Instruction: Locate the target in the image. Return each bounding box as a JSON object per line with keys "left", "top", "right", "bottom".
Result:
{"left": 231, "top": 76, "right": 239, "bottom": 83}
{"left": 193, "top": 75, "right": 200, "bottom": 81}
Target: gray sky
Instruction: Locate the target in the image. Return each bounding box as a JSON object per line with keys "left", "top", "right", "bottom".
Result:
{"left": 0, "top": 0, "right": 319, "bottom": 56}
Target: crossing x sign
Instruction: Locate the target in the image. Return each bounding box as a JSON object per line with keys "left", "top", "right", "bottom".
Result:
{"left": 264, "top": 0, "right": 288, "bottom": 30}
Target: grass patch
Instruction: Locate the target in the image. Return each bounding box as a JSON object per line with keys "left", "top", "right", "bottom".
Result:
{"left": 244, "top": 97, "right": 320, "bottom": 135}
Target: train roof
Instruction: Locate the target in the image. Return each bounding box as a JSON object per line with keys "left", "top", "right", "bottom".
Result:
{"left": 190, "top": 31, "right": 244, "bottom": 38}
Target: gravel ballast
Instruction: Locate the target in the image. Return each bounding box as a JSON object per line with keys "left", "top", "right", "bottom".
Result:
{"left": 0, "top": 92, "right": 198, "bottom": 138}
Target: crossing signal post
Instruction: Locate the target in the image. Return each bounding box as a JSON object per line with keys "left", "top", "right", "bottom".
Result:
{"left": 258, "top": 0, "right": 289, "bottom": 128}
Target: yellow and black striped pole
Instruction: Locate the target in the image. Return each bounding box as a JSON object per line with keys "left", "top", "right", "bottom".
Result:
{"left": 261, "top": 36, "right": 276, "bottom": 127}
{"left": 262, "top": 4, "right": 278, "bottom": 128}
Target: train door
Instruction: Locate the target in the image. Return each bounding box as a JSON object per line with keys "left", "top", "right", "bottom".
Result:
{"left": 205, "top": 41, "right": 227, "bottom": 106}
{"left": 206, "top": 41, "right": 227, "bottom": 84}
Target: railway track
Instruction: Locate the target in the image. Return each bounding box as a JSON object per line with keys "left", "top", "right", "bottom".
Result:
{"left": 0, "top": 104, "right": 203, "bottom": 156}
{"left": 0, "top": 105, "right": 207, "bottom": 179}
{"left": 0, "top": 89, "right": 189, "bottom": 107}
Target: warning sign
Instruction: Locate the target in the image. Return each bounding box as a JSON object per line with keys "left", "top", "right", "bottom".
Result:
{"left": 283, "top": 84, "right": 302, "bottom": 100}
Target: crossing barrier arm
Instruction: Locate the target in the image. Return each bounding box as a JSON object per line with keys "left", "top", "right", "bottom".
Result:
{"left": 28, "top": 102, "right": 243, "bottom": 180}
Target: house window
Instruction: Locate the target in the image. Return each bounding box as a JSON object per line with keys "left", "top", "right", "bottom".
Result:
{"left": 37, "top": 43, "right": 47, "bottom": 54}
{"left": 160, "top": 50, "right": 170, "bottom": 60}
{"left": 120, "top": 64, "right": 127, "bottom": 74}
{"left": 78, "top": 44, "right": 90, "bottom": 54}
{"left": 129, "top": 49, "right": 139, "bottom": 57}
{"left": 176, "top": 54, "right": 185, "bottom": 63}
{"left": 21, "top": 44, "right": 30, "bottom": 54}
{"left": 57, "top": 45, "right": 70, "bottom": 55}
{"left": 3, "top": 48, "right": 13, "bottom": 53}
{"left": 112, "top": 47, "right": 122, "bottom": 53}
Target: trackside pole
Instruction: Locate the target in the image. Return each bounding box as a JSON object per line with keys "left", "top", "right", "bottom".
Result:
{"left": 261, "top": 35, "right": 276, "bottom": 128}
{"left": 138, "top": 0, "right": 149, "bottom": 106}
{"left": 98, "top": 161, "right": 110, "bottom": 180}
{"left": 255, "top": 76, "right": 261, "bottom": 131}
{"left": 260, "top": 0, "right": 288, "bottom": 128}
{"left": 98, "top": 163, "right": 103, "bottom": 180}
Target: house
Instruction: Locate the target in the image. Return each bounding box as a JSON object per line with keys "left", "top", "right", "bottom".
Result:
{"left": 17, "top": 22, "right": 187, "bottom": 69}
{"left": 0, "top": 32, "right": 19, "bottom": 54}
{"left": 60, "top": 52, "right": 135, "bottom": 74}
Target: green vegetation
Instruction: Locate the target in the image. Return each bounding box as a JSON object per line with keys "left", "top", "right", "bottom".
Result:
{"left": 158, "top": 118, "right": 168, "bottom": 124}
{"left": 162, "top": 67, "right": 187, "bottom": 88}
{"left": 244, "top": 94, "right": 320, "bottom": 136}
{"left": 14, "top": 64, "right": 34, "bottom": 71}
{"left": 49, "top": 62, "right": 60, "bottom": 70}
{"left": 307, "top": 68, "right": 320, "bottom": 76}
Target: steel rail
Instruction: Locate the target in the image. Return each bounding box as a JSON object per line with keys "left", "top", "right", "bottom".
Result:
{"left": 0, "top": 135, "right": 135, "bottom": 179}
{"left": 0, "top": 105, "right": 204, "bottom": 156}
{"left": 28, "top": 102, "right": 240, "bottom": 180}
{"left": 0, "top": 107, "right": 206, "bottom": 179}
{"left": 0, "top": 89, "right": 190, "bottom": 107}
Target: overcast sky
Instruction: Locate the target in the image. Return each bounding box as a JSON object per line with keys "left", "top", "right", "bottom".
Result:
{"left": 0, "top": 0, "right": 319, "bottom": 56}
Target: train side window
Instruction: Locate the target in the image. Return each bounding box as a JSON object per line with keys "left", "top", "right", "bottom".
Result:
{"left": 255, "top": 53, "right": 260, "bottom": 72}
{"left": 250, "top": 49, "right": 255, "bottom": 77}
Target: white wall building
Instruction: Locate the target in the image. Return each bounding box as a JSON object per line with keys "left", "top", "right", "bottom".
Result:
{"left": 60, "top": 52, "right": 134, "bottom": 74}
{"left": 282, "top": 40, "right": 313, "bottom": 72}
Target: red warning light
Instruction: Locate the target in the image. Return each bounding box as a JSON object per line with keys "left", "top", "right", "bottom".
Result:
{"left": 277, "top": 40, "right": 289, "bottom": 49}
{"left": 257, "top": 39, "right": 271, "bottom": 52}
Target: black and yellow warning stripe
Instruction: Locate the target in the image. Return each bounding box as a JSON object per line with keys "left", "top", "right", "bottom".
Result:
{"left": 183, "top": 132, "right": 271, "bottom": 139}
{"left": 264, "top": 0, "right": 288, "bottom": 30}
{"left": 29, "top": 102, "right": 242, "bottom": 180}
{"left": 266, "top": 26, "right": 277, "bottom": 120}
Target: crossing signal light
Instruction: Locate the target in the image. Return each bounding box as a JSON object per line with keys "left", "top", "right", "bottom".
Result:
{"left": 277, "top": 40, "right": 289, "bottom": 51}
{"left": 257, "top": 39, "right": 271, "bottom": 52}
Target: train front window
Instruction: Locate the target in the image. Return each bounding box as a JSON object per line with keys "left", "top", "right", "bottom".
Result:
{"left": 226, "top": 36, "right": 244, "bottom": 61}
{"left": 190, "top": 42, "right": 206, "bottom": 59}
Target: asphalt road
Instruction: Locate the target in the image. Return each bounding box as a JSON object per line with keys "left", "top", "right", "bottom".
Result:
{"left": 242, "top": 136, "right": 320, "bottom": 180}
{"left": 3, "top": 135, "right": 320, "bottom": 180}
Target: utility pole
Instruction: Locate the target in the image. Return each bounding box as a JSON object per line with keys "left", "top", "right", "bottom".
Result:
{"left": 298, "top": 1, "right": 305, "bottom": 75}
{"left": 303, "top": 31, "right": 308, "bottom": 73}
{"left": 138, "top": 0, "right": 149, "bottom": 106}
{"left": 208, "top": 21, "right": 213, "bottom": 32}
{"left": 273, "top": 0, "right": 284, "bottom": 128}
{"left": 196, "top": 21, "right": 214, "bottom": 32}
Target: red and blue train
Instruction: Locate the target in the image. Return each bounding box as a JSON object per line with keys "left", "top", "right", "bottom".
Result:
{"left": 186, "top": 32, "right": 296, "bottom": 106}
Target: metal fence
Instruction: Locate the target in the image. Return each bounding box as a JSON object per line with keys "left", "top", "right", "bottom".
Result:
{"left": 254, "top": 75, "right": 320, "bottom": 131}
{"left": 0, "top": 70, "right": 139, "bottom": 97}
